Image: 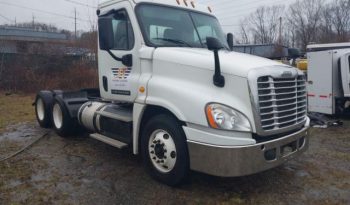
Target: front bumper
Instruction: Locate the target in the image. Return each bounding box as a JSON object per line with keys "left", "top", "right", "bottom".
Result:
{"left": 187, "top": 126, "right": 309, "bottom": 177}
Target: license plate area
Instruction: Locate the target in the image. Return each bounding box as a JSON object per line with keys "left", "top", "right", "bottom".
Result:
{"left": 280, "top": 140, "right": 298, "bottom": 157}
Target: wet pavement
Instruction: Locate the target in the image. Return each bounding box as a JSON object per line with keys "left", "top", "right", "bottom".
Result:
{"left": 0, "top": 122, "right": 349, "bottom": 205}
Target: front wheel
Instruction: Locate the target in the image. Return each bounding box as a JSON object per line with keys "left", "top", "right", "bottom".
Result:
{"left": 141, "top": 114, "right": 189, "bottom": 186}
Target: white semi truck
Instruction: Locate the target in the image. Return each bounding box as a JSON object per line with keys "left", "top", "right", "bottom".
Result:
{"left": 307, "top": 43, "right": 350, "bottom": 115}
{"left": 34, "top": 0, "right": 310, "bottom": 186}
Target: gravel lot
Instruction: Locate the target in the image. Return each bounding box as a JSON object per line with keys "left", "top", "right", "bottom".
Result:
{"left": 0, "top": 120, "right": 349, "bottom": 205}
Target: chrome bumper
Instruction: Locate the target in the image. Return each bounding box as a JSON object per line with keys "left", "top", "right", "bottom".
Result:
{"left": 187, "top": 126, "right": 309, "bottom": 177}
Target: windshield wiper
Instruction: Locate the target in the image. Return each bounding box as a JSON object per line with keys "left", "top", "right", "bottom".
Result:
{"left": 153, "top": 38, "right": 192, "bottom": 47}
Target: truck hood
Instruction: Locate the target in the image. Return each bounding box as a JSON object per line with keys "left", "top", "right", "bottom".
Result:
{"left": 153, "top": 47, "right": 289, "bottom": 77}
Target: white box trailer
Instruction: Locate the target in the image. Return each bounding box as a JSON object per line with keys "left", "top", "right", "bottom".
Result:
{"left": 307, "top": 43, "right": 350, "bottom": 115}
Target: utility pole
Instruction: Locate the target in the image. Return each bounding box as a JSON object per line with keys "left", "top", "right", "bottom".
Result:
{"left": 74, "top": 8, "right": 77, "bottom": 40}
{"left": 279, "top": 17, "right": 282, "bottom": 45}
{"left": 32, "top": 14, "right": 35, "bottom": 29}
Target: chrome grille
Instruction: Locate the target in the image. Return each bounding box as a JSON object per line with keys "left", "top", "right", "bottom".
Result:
{"left": 257, "top": 75, "right": 307, "bottom": 131}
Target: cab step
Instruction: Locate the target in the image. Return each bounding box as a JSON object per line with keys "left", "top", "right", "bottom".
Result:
{"left": 90, "top": 133, "right": 128, "bottom": 149}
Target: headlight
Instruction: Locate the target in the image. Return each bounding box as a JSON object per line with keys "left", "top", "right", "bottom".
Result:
{"left": 205, "top": 103, "right": 251, "bottom": 132}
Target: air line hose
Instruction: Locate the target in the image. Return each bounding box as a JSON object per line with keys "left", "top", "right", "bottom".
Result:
{"left": 0, "top": 132, "right": 50, "bottom": 162}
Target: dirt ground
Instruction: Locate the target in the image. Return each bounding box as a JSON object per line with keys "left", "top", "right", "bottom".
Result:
{"left": 0, "top": 95, "right": 349, "bottom": 205}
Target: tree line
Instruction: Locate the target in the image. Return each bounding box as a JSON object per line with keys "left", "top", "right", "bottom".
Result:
{"left": 238, "top": 0, "right": 350, "bottom": 51}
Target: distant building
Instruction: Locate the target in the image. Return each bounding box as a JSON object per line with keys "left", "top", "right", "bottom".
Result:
{"left": 0, "top": 26, "right": 95, "bottom": 62}
{"left": 0, "top": 26, "right": 68, "bottom": 54}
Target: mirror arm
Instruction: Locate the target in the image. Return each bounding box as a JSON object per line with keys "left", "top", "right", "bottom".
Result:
{"left": 213, "top": 50, "right": 225, "bottom": 88}
{"left": 107, "top": 50, "right": 133, "bottom": 67}
{"left": 107, "top": 50, "right": 123, "bottom": 61}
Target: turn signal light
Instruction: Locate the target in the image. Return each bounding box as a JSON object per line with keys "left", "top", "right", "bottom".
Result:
{"left": 206, "top": 106, "right": 219, "bottom": 129}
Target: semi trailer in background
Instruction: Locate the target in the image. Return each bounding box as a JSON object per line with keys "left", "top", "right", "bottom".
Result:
{"left": 307, "top": 43, "right": 350, "bottom": 115}
{"left": 34, "top": 0, "right": 310, "bottom": 186}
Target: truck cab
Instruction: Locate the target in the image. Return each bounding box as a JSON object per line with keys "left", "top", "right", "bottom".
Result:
{"left": 34, "top": 0, "right": 310, "bottom": 186}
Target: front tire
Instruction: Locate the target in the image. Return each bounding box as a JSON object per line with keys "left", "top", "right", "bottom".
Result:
{"left": 141, "top": 114, "right": 189, "bottom": 186}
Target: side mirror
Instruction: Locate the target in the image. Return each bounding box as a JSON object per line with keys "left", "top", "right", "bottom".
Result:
{"left": 206, "top": 37, "right": 225, "bottom": 88}
{"left": 98, "top": 17, "right": 114, "bottom": 51}
{"left": 121, "top": 54, "right": 133, "bottom": 67}
{"left": 207, "top": 37, "right": 224, "bottom": 51}
{"left": 227, "top": 33, "right": 234, "bottom": 51}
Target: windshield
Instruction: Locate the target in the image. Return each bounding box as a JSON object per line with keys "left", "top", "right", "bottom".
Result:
{"left": 136, "top": 4, "right": 229, "bottom": 49}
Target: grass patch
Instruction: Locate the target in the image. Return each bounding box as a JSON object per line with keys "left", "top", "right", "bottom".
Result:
{"left": 0, "top": 93, "right": 35, "bottom": 133}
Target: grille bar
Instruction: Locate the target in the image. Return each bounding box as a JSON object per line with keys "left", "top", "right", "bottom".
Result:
{"left": 260, "top": 105, "right": 307, "bottom": 116}
{"left": 257, "top": 75, "right": 307, "bottom": 131}
{"left": 259, "top": 100, "right": 307, "bottom": 109}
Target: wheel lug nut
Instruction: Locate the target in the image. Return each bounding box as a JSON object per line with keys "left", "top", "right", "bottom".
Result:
{"left": 153, "top": 157, "right": 156, "bottom": 160}
{"left": 151, "top": 145, "right": 155, "bottom": 148}
{"left": 161, "top": 160, "right": 164, "bottom": 163}
{"left": 150, "top": 151, "right": 154, "bottom": 154}
{"left": 170, "top": 151, "right": 176, "bottom": 159}
{"left": 156, "top": 160, "right": 160, "bottom": 163}
{"left": 153, "top": 140, "right": 157, "bottom": 144}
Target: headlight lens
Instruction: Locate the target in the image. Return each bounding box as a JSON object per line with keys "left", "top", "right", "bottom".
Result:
{"left": 206, "top": 103, "right": 251, "bottom": 132}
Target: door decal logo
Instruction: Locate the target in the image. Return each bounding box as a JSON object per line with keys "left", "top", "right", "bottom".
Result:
{"left": 112, "top": 68, "right": 132, "bottom": 79}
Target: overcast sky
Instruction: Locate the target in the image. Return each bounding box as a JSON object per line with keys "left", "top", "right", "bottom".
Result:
{"left": 0, "top": 0, "right": 296, "bottom": 34}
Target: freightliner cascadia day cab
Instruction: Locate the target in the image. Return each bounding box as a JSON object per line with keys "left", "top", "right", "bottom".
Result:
{"left": 34, "top": 0, "right": 310, "bottom": 186}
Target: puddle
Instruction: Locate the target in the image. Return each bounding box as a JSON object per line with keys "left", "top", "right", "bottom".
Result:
{"left": 0, "top": 123, "right": 37, "bottom": 143}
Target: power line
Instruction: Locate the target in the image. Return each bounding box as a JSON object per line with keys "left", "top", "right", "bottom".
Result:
{"left": 213, "top": 0, "right": 281, "bottom": 14}
{"left": 62, "top": 0, "right": 97, "bottom": 9}
{"left": 0, "top": 1, "right": 90, "bottom": 23}
{"left": 0, "top": 14, "right": 13, "bottom": 23}
{"left": 215, "top": 0, "right": 295, "bottom": 21}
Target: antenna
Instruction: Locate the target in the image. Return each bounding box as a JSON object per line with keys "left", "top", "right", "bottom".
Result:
{"left": 74, "top": 8, "right": 77, "bottom": 40}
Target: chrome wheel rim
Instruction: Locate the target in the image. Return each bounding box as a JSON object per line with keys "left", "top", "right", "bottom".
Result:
{"left": 53, "top": 103, "right": 63, "bottom": 129}
{"left": 36, "top": 98, "right": 45, "bottom": 121}
{"left": 148, "top": 129, "right": 177, "bottom": 173}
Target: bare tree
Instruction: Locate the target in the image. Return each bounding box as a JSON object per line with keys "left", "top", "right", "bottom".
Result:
{"left": 287, "top": 0, "right": 324, "bottom": 51}
{"left": 328, "top": 0, "right": 350, "bottom": 42}
{"left": 239, "top": 19, "right": 250, "bottom": 44}
{"left": 319, "top": 4, "right": 336, "bottom": 43}
{"left": 244, "top": 5, "right": 285, "bottom": 44}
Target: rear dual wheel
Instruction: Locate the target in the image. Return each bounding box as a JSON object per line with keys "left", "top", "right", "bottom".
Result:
{"left": 35, "top": 92, "right": 53, "bottom": 128}
{"left": 51, "top": 99, "right": 79, "bottom": 137}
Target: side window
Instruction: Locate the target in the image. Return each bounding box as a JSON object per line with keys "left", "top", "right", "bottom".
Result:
{"left": 111, "top": 10, "right": 135, "bottom": 50}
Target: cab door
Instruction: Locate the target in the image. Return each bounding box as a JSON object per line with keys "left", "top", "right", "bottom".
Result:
{"left": 98, "top": 2, "right": 141, "bottom": 102}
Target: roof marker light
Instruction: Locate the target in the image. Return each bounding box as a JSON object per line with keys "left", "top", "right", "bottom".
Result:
{"left": 176, "top": 0, "right": 180, "bottom": 5}
{"left": 191, "top": 1, "right": 195, "bottom": 8}
{"left": 183, "top": 0, "right": 188, "bottom": 6}
{"left": 208, "top": 6, "right": 212, "bottom": 13}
